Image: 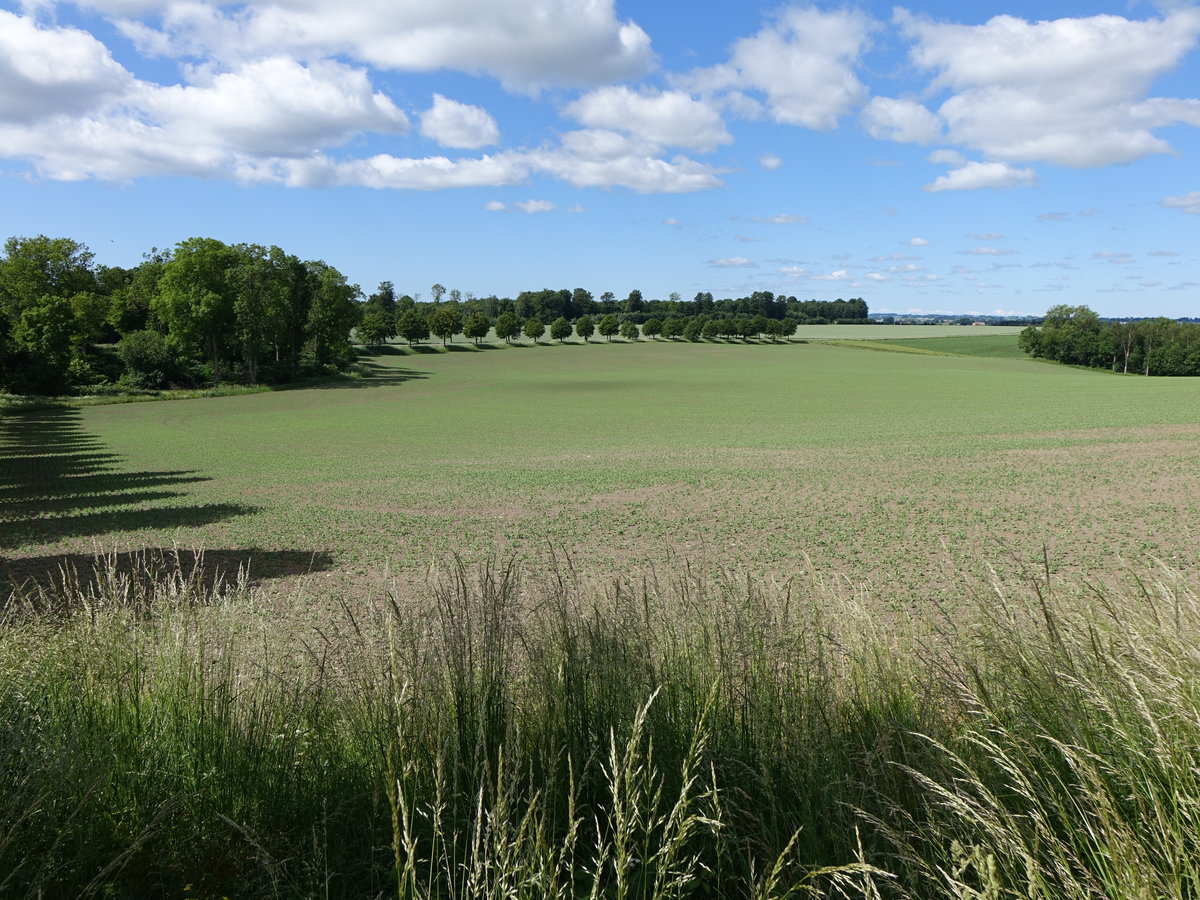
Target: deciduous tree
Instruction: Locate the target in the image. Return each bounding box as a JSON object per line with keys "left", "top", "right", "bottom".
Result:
{"left": 598, "top": 314, "right": 619, "bottom": 341}
{"left": 549, "top": 316, "right": 572, "bottom": 343}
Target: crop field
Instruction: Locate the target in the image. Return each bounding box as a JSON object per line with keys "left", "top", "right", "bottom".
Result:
{"left": 823, "top": 333, "right": 1028, "bottom": 358}
{"left": 6, "top": 329, "right": 1200, "bottom": 898}
{"left": 3, "top": 331, "right": 1197, "bottom": 608}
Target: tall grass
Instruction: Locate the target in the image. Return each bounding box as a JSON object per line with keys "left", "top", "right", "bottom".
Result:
{"left": 1, "top": 551, "right": 1198, "bottom": 898}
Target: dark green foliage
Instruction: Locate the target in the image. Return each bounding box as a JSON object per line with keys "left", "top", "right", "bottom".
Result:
{"left": 598, "top": 314, "right": 619, "bottom": 341}
{"left": 495, "top": 312, "right": 521, "bottom": 344}
{"left": 523, "top": 317, "right": 546, "bottom": 343}
{"left": 464, "top": 311, "right": 491, "bottom": 345}
{"left": 549, "top": 316, "right": 572, "bottom": 343}
{"left": 1021, "top": 305, "right": 1200, "bottom": 375}
{"left": 428, "top": 306, "right": 463, "bottom": 346}
{"left": 642, "top": 318, "right": 662, "bottom": 339}
{"left": 397, "top": 308, "right": 431, "bottom": 346}
{"left": 117, "top": 330, "right": 173, "bottom": 388}
{"left": 357, "top": 309, "right": 392, "bottom": 348}
{"left": 619, "top": 320, "right": 639, "bottom": 341}
{"left": 574, "top": 315, "right": 595, "bottom": 342}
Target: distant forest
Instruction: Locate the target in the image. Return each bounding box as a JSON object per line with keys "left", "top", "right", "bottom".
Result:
{"left": 1019, "top": 305, "right": 1200, "bottom": 376}
{"left": 0, "top": 234, "right": 869, "bottom": 395}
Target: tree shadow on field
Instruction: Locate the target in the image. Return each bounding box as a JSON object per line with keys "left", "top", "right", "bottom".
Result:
{"left": 303, "top": 361, "right": 431, "bottom": 389}
{"left": 1, "top": 546, "right": 335, "bottom": 596}
{"left": 0, "top": 409, "right": 259, "bottom": 562}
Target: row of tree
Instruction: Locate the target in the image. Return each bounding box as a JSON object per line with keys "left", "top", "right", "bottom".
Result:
{"left": 367, "top": 310, "right": 803, "bottom": 348}
{"left": 357, "top": 283, "right": 868, "bottom": 340}
{"left": 1019, "top": 305, "right": 1200, "bottom": 376}
{"left": 0, "top": 235, "right": 360, "bottom": 394}
{"left": 0, "top": 234, "right": 866, "bottom": 395}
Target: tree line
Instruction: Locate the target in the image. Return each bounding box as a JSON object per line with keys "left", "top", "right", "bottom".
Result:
{"left": 1019, "top": 305, "right": 1200, "bottom": 376}
{"left": 357, "top": 284, "right": 865, "bottom": 348}
{"left": 0, "top": 233, "right": 867, "bottom": 396}
{"left": 0, "top": 235, "right": 360, "bottom": 394}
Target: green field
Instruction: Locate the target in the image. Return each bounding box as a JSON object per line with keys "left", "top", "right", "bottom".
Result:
{"left": 796, "top": 323, "right": 1025, "bottom": 340}
{"left": 4, "top": 334, "right": 1197, "bottom": 603}
{"left": 6, "top": 331, "right": 1200, "bottom": 898}
{"left": 822, "top": 332, "right": 1027, "bottom": 358}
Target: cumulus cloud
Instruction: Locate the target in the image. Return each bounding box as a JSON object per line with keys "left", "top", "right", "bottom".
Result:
{"left": 269, "top": 152, "right": 529, "bottom": 190}
{"left": 1163, "top": 191, "right": 1200, "bottom": 214}
{"left": 710, "top": 257, "right": 757, "bottom": 268}
{"left": 516, "top": 199, "right": 555, "bottom": 213}
{"left": 0, "top": 10, "right": 133, "bottom": 122}
{"left": 909, "top": 237, "right": 929, "bottom": 246}
{"left": 1095, "top": 250, "right": 1134, "bottom": 263}
{"left": 751, "top": 213, "right": 808, "bottom": 224}
{"left": 860, "top": 96, "right": 942, "bottom": 144}
{"left": 484, "top": 200, "right": 506, "bottom": 211}
{"left": 897, "top": 7, "right": 1200, "bottom": 168}
{"left": 924, "top": 161, "right": 1036, "bottom": 192}
{"left": 1036, "top": 211, "right": 1070, "bottom": 222}
{"left": 964, "top": 246, "right": 1018, "bottom": 256}
{"left": 814, "top": 269, "right": 851, "bottom": 280}
{"left": 758, "top": 153, "right": 783, "bottom": 170}
{"left": 927, "top": 148, "right": 965, "bottom": 165}
{"left": 142, "top": 56, "right": 410, "bottom": 156}
{"left": 966, "top": 232, "right": 1004, "bottom": 240}
{"left": 419, "top": 94, "right": 499, "bottom": 149}
{"left": 110, "top": 0, "right": 654, "bottom": 91}
{"left": 683, "top": 6, "right": 873, "bottom": 129}
{"left": 527, "top": 133, "right": 723, "bottom": 193}
{"left": 564, "top": 86, "right": 730, "bottom": 151}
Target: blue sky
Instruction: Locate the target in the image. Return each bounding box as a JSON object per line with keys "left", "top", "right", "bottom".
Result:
{"left": 1, "top": 0, "right": 1198, "bottom": 317}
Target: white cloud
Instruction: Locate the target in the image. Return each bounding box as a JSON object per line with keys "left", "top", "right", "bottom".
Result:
{"left": 565, "top": 86, "right": 730, "bottom": 152}
{"left": 484, "top": 200, "right": 506, "bottom": 211}
{"left": 860, "top": 96, "right": 942, "bottom": 144}
{"left": 1095, "top": 250, "right": 1134, "bottom": 262}
{"left": 684, "top": 6, "right": 873, "bottom": 130}
{"left": 779, "top": 266, "right": 806, "bottom": 277}
{"left": 419, "top": 94, "right": 499, "bottom": 149}
{"left": 273, "top": 152, "right": 529, "bottom": 190}
{"left": 926, "top": 149, "right": 965, "bottom": 166}
{"left": 516, "top": 199, "right": 555, "bottom": 214}
{"left": 710, "top": 257, "right": 756, "bottom": 268}
{"left": 909, "top": 237, "right": 929, "bottom": 246}
{"left": 924, "top": 161, "right": 1036, "bottom": 192}
{"left": 110, "top": 0, "right": 654, "bottom": 92}
{"left": 966, "top": 232, "right": 1004, "bottom": 240}
{"left": 898, "top": 7, "right": 1200, "bottom": 168}
{"left": 866, "top": 272, "right": 890, "bottom": 281}
{"left": 758, "top": 153, "right": 783, "bottom": 170}
{"left": 0, "top": 10, "right": 133, "bottom": 122}
{"left": 565, "top": 203, "right": 586, "bottom": 214}
{"left": 1148, "top": 250, "right": 1180, "bottom": 257}
{"left": 965, "top": 246, "right": 1018, "bottom": 256}
{"left": 142, "top": 56, "right": 409, "bottom": 156}
{"left": 751, "top": 213, "right": 808, "bottom": 224}
{"left": 1163, "top": 191, "right": 1200, "bottom": 214}
{"left": 1036, "top": 211, "right": 1070, "bottom": 222}
{"left": 663, "top": 218, "right": 681, "bottom": 227}
{"left": 527, "top": 135, "right": 723, "bottom": 193}
{"left": 814, "top": 269, "right": 851, "bottom": 281}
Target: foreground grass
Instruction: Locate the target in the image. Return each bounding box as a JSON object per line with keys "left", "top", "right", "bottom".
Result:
{"left": 2, "top": 552, "right": 1199, "bottom": 897}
